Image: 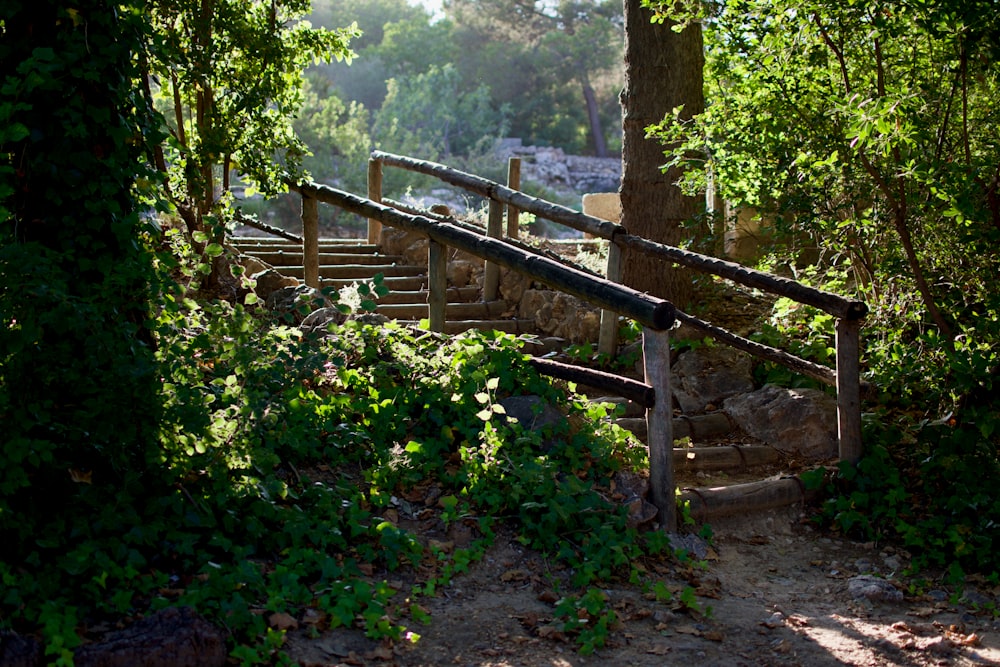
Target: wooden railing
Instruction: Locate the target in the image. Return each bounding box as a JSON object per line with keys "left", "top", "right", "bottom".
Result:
{"left": 280, "top": 150, "right": 869, "bottom": 530}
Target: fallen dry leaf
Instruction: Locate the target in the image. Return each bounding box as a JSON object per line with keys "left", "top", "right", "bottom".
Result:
{"left": 268, "top": 612, "right": 298, "bottom": 631}
{"left": 646, "top": 644, "right": 672, "bottom": 655}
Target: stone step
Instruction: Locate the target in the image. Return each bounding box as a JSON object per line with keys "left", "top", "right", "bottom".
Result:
{"left": 282, "top": 264, "right": 426, "bottom": 280}
{"left": 401, "top": 319, "right": 538, "bottom": 335}
{"left": 376, "top": 287, "right": 480, "bottom": 305}
{"left": 249, "top": 252, "right": 404, "bottom": 267}
{"left": 376, "top": 300, "right": 507, "bottom": 320}
{"left": 233, "top": 238, "right": 376, "bottom": 254}
{"left": 616, "top": 412, "right": 733, "bottom": 443}
{"left": 323, "top": 276, "right": 428, "bottom": 292}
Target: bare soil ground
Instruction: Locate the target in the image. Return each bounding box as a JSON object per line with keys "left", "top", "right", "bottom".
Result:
{"left": 286, "top": 506, "right": 1000, "bottom": 667}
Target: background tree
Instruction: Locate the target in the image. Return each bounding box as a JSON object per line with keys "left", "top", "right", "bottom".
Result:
{"left": 444, "top": 0, "right": 624, "bottom": 157}
{"left": 619, "top": 0, "right": 704, "bottom": 308}
{"left": 144, "top": 0, "right": 355, "bottom": 292}
{"left": 1, "top": 0, "right": 162, "bottom": 555}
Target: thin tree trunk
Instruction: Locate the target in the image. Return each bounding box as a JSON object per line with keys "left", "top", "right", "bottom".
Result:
{"left": 581, "top": 73, "right": 608, "bottom": 158}
{"left": 620, "top": 0, "right": 704, "bottom": 309}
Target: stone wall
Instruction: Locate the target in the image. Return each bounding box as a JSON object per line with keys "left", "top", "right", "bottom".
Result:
{"left": 495, "top": 139, "right": 621, "bottom": 196}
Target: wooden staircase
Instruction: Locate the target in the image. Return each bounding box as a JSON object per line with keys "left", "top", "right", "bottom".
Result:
{"left": 230, "top": 236, "right": 538, "bottom": 335}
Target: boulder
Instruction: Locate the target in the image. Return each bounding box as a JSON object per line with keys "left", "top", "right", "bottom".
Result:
{"left": 380, "top": 228, "right": 428, "bottom": 266}
{"left": 74, "top": 607, "right": 227, "bottom": 667}
{"left": 300, "top": 306, "right": 348, "bottom": 334}
{"left": 723, "top": 384, "right": 838, "bottom": 460}
{"left": 499, "top": 268, "right": 531, "bottom": 306}
{"left": 251, "top": 268, "right": 297, "bottom": 299}
{"left": 672, "top": 346, "right": 754, "bottom": 414}
{"left": 518, "top": 289, "right": 600, "bottom": 343}
{"left": 266, "top": 285, "right": 332, "bottom": 324}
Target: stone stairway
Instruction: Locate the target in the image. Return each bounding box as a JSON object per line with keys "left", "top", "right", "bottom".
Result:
{"left": 233, "top": 234, "right": 824, "bottom": 522}
{"left": 230, "top": 235, "right": 538, "bottom": 335}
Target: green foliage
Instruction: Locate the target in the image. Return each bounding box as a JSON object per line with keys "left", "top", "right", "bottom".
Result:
{"left": 2, "top": 278, "right": 701, "bottom": 657}
{"left": 647, "top": 0, "right": 1000, "bottom": 580}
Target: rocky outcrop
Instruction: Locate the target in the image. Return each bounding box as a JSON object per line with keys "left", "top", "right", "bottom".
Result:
{"left": 518, "top": 289, "right": 601, "bottom": 343}
{"left": 723, "top": 384, "right": 838, "bottom": 460}
{"left": 672, "top": 346, "right": 755, "bottom": 414}
{"left": 495, "top": 140, "right": 621, "bottom": 195}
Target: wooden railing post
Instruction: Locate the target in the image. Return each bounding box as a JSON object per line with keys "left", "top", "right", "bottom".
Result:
{"left": 367, "top": 157, "right": 383, "bottom": 245}
{"left": 428, "top": 239, "right": 447, "bottom": 333}
{"left": 506, "top": 157, "right": 521, "bottom": 239}
{"left": 483, "top": 199, "right": 503, "bottom": 301}
{"left": 598, "top": 240, "right": 624, "bottom": 357}
{"left": 836, "top": 318, "right": 863, "bottom": 463}
{"left": 302, "top": 193, "right": 319, "bottom": 288}
{"left": 643, "top": 326, "right": 676, "bottom": 531}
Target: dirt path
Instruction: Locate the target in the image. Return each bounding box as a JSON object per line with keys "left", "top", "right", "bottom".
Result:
{"left": 288, "top": 507, "right": 1000, "bottom": 667}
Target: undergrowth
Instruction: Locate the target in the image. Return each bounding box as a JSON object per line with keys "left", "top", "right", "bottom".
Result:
{"left": 1, "top": 292, "right": 705, "bottom": 663}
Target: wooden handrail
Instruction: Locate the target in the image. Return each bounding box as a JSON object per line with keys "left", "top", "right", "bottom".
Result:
{"left": 287, "top": 179, "right": 676, "bottom": 332}
{"left": 371, "top": 150, "right": 868, "bottom": 322}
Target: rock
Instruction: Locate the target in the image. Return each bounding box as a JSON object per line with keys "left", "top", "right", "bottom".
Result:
{"left": 300, "top": 306, "right": 348, "bottom": 334}
{"left": 265, "top": 285, "right": 332, "bottom": 323}
{"left": 499, "top": 268, "right": 531, "bottom": 306}
{"left": 518, "top": 290, "right": 600, "bottom": 343}
{"left": 380, "top": 228, "right": 428, "bottom": 266}
{"left": 240, "top": 255, "right": 270, "bottom": 278}
{"left": 251, "top": 268, "right": 298, "bottom": 299}
{"left": 350, "top": 312, "right": 391, "bottom": 326}
{"left": 499, "top": 395, "right": 564, "bottom": 432}
{"left": 499, "top": 395, "right": 565, "bottom": 452}
{"left": 447, "top": 258, "right": 482, "bottom": 288}
{"left": 672, "top": 346, "right": 755, "bottom": 414}
{"left": 74, "top": 607, "right": 226, "bottom": 667}
{"left": 848, "top": 575, "right": 903, "bottom": 603}
{"left": 0, "top": 631, "right": 42, "bottom": 667}
{"left": 723, "top": 384, "right": 837, "bottom": 460}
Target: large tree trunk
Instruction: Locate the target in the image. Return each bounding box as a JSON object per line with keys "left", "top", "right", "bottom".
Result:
{"left": 620, "top": 0, "right": 704, "bottom": 309}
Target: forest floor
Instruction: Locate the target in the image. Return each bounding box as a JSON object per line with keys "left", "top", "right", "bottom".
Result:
{"left": 286, "top": 505, "right": 1000, "bottom": 667}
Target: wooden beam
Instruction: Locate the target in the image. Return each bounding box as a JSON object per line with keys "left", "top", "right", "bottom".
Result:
{"left": 506, "top": 157, "right": 521, "bottom": 239}
{"left": 644, "top": 327, "right": 675, "bottom": 531}
{"left": 598, "top": 241, "right": 623, "bottom": 357}
{"left": 428, "top": 239, "right": 447, "bottom": 333}
{"left": 302, "top": 194, "right": 319, "bottom": 288}
{"left": 836, "top": 318, "right": 863, "bottom": 463}
{"left": 528, "top": 357, "right": 655, "bottom": 408}
{"left": 483, "top": 199, "right": 503, "bottom": 301}
{"left": 367, "top": 157, "right": 383, "bottom": 245}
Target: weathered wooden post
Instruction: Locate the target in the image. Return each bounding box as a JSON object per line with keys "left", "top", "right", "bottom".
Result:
{"left": 835, "top": 318, "right": 863, "bottom": 463}
{"left": 506, "top": 157, "right": 521, "bottom": 239}
{"left": 598, "top": 240, "right": 624, "bottom": 356}
{"left": 643, "top": 326, "right": 675, "bottom": 531}
{"left": 367, "top": 157, "right": 383, "bottom": 245}
{"left": 428, "top": 239, "right": 448, "bottom": 333}
{"left": 483, "top": 199, "right": 504, "bottom": 301}
{"left": 302, "top": 193, "right": 319, "bottom": 288}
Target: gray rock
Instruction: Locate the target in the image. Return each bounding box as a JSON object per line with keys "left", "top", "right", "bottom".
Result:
{"left": 672, "top": 346, "right": 754, "bottom": 413}
{"left": 251, "top": 268, "right": 297, "bottom": 299}
{"left": 723, "top": 384, "right": 838, "bottom": 460}
{"left": 0, "top": 631, "right": 41, "bottom": 667}
{"left": 266, "top": 285, "right": 332, "bottom": 323}
{"left": 499, "top": 395, "right": 564, "bottom": 433}
{"left": 518, "top": 290, "right": 600, "bottom": 343}
{"left": 300, "top": 306, "right": 348, "bottom": 333}
{"left": 74, "top": 607, "right": 226, "bottom": 667}
{"left": 848, "top": 575, "right": 903, "bottom": 603}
